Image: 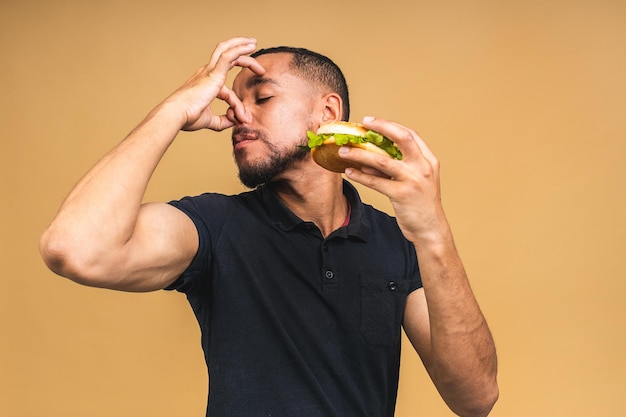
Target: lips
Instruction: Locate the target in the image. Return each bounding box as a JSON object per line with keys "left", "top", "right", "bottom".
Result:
{"left": 232, "top": 127, "right": 260, "bottom": 146}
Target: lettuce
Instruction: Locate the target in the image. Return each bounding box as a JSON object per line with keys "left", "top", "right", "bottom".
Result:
{"left": 306, "top": 130, "right": 403, "bottom": 160}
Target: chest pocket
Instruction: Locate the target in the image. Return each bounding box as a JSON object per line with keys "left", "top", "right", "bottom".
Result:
{"left": 360, "top": 274, "right": 410, "bottom": 348}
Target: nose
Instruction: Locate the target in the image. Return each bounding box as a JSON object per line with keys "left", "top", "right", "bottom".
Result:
{"left": 228, "top": 104, "right": 253, "bottom": 126}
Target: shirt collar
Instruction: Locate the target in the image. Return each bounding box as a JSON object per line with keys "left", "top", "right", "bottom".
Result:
{"left": 258, "top": 180, "right": 370, "bottom": 241}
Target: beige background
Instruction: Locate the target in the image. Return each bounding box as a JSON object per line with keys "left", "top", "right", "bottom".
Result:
{"left": 1, "top": 0, "right": 625, "bottom": 416}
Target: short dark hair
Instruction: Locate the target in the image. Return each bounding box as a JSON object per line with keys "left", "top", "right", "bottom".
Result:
{"left": 251, "top": 46, "right": 350, "bottom": 121}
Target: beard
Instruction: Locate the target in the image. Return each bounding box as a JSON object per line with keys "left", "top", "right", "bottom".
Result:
{"left": 233, "top": 127, "right": 309, "bottom": 189}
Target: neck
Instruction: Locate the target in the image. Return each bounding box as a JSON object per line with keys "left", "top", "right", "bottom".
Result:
{"left": 271, "top": 165, "right": 348, "bottom": 238}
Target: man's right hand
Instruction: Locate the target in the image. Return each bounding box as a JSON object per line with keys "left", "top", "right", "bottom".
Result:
{"left": 162, "top": 37, "right": 265, "bottom": 132}
{"left": 39, "top": 37, "right": 265, "bottom": 292}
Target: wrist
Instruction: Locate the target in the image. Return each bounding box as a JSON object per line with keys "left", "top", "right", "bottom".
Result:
{"left": 148, "top": 99, "right": 189, "bottom": 131}
{"left": 412, "top": 226, "right": 455, "bottom": 255}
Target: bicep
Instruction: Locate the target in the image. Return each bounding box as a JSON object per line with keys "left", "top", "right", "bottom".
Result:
{"left": 403, "top": 288, "right": 433, "bottom": 369}
{"left": 116, "top": 202, "right": 199, "bottom": 292}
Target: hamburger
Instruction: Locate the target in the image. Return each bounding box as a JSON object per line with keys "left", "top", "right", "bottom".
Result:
{"left": 306, "top": 121, "right": 402, "bottom": 173}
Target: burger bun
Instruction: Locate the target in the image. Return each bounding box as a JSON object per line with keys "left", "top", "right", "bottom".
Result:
{"left": 311, "top": 122, "right": 390, "bottom": 173}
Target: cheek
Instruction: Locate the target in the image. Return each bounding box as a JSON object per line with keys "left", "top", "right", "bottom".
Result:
{"left": 264, "top": 105, "right": 306, "bottom": 130}
{"left": 278, "top": 100, "right": 315, "bottom": 127}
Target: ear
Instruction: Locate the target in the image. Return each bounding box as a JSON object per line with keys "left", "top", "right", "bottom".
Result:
{"left": 320, "top": 92, "right": 343, "bottom": 123}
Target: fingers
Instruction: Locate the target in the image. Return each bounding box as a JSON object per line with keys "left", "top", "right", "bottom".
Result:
{"left": 207, "top": 37, "right": 257, "bottom": 72}
{"left": 207, "top": 38, "right": 264, "bottom": 125}
{"left": 340, "top": 147, "right": 396, "bottom": 195}
{"left": 340, "top": 116, "right": 441, "bottom": 198}
{"left": 236, "top": 55, "right": 266, "bottom": 77}
{"left": 178, "top": 37, "right": 263, "bottom": 131}
{"left": 207, "top": 38, "right": 265, "bottom": 79}
{"left": 225, "top": 106, "right": 238, "bottom": 126}
{"left": 218, "top": 85, "right": 250, "bottom": 125}
{"left": 344, "top": 165, "right": 389, "bottom": 195}
{"left": 361, "top": 116, "right": 437, "bottom": 165}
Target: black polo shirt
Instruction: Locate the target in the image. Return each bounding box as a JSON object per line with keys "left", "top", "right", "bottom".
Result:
{"left": 167, "top": 181, "right": 422, "bottom": 417}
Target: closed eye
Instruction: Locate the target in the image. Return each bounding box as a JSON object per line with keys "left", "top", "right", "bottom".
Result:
{"left": 255, "top": 96, "right": 272, "bottom": 105}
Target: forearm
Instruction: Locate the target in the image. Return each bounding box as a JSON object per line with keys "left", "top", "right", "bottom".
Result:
{"left": 40, "top": 37, "right": 263, "bottom": 288}
{"left": 341, "top": 116, "right": 498, "bottom": 415}
{"left": 415, "top": 229, "right": 498, "bottom": 416}
{"left": 40, "top": 104, "right": 184, "bottom": 278}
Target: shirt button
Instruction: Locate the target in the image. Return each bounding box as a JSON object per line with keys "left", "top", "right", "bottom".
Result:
{"left": 325, "top": 270, "right": 334, "bottom": 279}
{"left": 388, "top": 281, "right": 397, "bottom": 291}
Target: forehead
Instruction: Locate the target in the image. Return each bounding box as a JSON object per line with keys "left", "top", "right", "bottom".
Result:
{"left": 233, "top": 53, "right": 302, "bottom": 91}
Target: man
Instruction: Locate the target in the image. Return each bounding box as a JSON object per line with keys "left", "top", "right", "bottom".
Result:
{"left": 40, "top": 37, "right": 498, "bottom": 416}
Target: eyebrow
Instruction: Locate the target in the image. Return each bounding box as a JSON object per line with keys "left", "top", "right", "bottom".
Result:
{"left": 246, "top": 76, "right": 280, "bottom": 89}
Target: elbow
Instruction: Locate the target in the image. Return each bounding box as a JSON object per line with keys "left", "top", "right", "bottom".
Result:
{"left": 39, "top": 227, "right": 72, "bottom": 277}
{"left": 451, "top": 380, "right": 499, "bottom": 417}
{"left": 469, "top": 390, "right": 499, "bottom": 417}
{"left": 39, "top": 227, "right": 109, "bottom": 287}
{"left": 430, "top": 362, "right": 499, "bottom": 417}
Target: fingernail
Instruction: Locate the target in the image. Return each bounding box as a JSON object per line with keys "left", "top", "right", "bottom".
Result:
{"left": 345, "top": 168, "right": 353, "bottom": 175}
{"left": 363, "top": 116, "right": 375, "bottom": 123}
{"left": 338, "top": 146, "right": 350, "bottom": 155}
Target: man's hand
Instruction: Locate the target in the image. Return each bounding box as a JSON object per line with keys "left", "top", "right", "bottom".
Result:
{"left": 340, "top": 116, "right": 499, "bottom": 416}
{"left": 162, "top": 37, "right": 265, "bottom": 132}
{"left": 340, "top": 116, "right": 448, "bottom": 245}
{"left": 40, "top": 37, "right": 266, "bottom": 292}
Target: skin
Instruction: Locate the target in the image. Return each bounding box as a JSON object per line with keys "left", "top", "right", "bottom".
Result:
{"left": 39, "top": 37, "right": 498, "bottom": 416}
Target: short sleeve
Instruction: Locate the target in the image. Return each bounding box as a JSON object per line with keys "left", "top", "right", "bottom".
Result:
{"left": 407, "top": 242, "right": 423, "bottom": 293}
{"left": 163, "top": 193, "right": 229, "bottom": 294}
